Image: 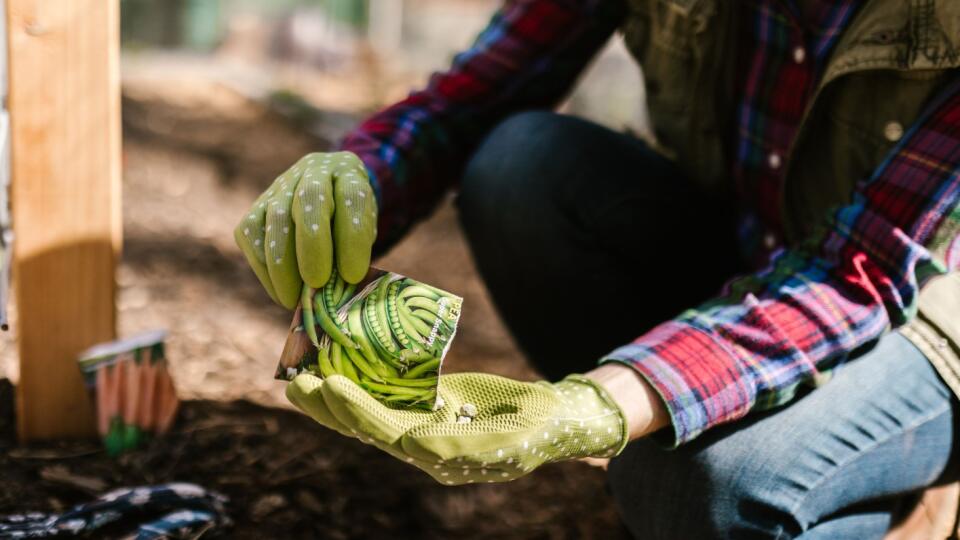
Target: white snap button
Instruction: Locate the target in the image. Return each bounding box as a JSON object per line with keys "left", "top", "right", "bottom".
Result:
{"left": 768, "top": 152, "right": 782, "bottom": 170}
{"left": 884, "top": 121, "right": 904, "bottom": 142}
{"left": 763, "top": 233, "right": 777, "bottom": 249}
{"left": 793, "top": 46, "right": 806, "bottom": 64}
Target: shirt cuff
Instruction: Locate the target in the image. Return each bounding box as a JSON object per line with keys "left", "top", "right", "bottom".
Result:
{"left": 598, "top": 321, "right": 755, "bottom": 447}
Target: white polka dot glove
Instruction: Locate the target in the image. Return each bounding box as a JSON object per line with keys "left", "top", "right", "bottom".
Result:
{"left": 235, "top": 151, "right": 377, "bottom": 309}
{"left": 286, "top": 372, "right": 628, "bottom": 485}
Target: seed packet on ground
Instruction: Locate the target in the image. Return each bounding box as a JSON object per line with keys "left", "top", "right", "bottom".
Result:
{"left": 276, "top": 268, "right": 462, "bottom": 410}
{"left": 78, "top": 330, "right": 179, "bottom": 456}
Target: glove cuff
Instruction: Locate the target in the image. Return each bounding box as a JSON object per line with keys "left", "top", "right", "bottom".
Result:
{"left": 559, "top": 375, "right": 630, "bottom": 458}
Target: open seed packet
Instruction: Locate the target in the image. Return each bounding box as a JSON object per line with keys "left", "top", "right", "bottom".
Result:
{"left": 277, "top": 268, "right": 462, "bottom": 410}
{"left": 78, "top": 330, "right": 179, "bottom": 455}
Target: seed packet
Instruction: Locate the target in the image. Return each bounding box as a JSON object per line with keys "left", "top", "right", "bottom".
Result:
{"left": 78, "top": 330, "right": 179, "bottom": 455}
{"left": 276, "top": 268, "right": 462, "bottom": 410}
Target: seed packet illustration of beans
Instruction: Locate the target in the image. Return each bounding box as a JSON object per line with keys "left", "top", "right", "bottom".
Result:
{"left": 276, "top": 268, "right": 462, "bottom": 410}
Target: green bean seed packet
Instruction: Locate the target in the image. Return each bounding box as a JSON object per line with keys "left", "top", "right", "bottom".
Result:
{"left": 276, "top": 268, "right": 463, "bottom": 410}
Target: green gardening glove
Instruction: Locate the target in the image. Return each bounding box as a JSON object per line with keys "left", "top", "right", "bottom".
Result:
{"left": 235, "top": 151, "right": 377, "bottom": 309}
{"left": 286, "top": 372, "right": 628, "bottom": 485}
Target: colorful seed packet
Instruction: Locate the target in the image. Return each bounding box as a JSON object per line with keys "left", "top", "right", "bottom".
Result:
{"left": 276, "top": 268, "right": 462, "bottom": 410}
{"left": 78, "top": 330, "right": 178, "bottom": 455}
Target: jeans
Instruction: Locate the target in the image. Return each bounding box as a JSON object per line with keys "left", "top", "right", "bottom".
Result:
{"left": 456, "top": 111, "right": 960, "bottom": 538}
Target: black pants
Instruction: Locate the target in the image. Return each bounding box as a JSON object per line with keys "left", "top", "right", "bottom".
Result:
{"left": 456, "top": 111, "right": 743, "bottom": 381}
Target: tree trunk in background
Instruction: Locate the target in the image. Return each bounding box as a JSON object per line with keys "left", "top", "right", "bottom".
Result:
{"left": 369, "top": 0, "right": 403, "bottom": 54}
{"left": 326, "top": 0, "right": 366, "bottom": 29}
{"left": 182, "top": 0, "right": 222, "bottom": 51}
{"left": 121, "top": 0, "right": 223, "bottom": 51}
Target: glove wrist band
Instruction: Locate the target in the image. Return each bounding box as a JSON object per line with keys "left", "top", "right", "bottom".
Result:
{"left": 560, "top": 375, "right": 630, "bottom": 458}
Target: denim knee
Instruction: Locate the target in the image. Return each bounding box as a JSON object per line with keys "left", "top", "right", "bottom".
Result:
{"left": 607, "top": 437, "right": 793, "bottom": 539}
{"left": 605, "top": 335, "right": 956, "bottom": 539}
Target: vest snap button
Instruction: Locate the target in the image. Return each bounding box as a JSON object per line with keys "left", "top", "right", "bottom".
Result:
{"left": 763, "top": 233, "right": 777, "bottom": 249}
{"left": 792, "top": 46, "right": 806, "bottom": 64}
{"left": 883, "top": 121, "right": 904, "bottom": 142}
{"left": 768, "top": 152, "right": 782, "bottom": 170}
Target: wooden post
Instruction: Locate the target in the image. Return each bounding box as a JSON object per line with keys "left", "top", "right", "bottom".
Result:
{"left": 7, "top": 0, "right": 122, "bottom": 440}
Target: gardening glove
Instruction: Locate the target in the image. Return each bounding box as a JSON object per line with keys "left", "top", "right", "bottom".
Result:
{"left": 235, "top": 151, "right": 377, "bottom": 309}
{"left": 286, "top": 372, "right": 628, "bottom": 485}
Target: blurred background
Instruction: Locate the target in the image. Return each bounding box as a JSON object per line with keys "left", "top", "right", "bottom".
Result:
{"left": 0, "top": 1, "right": 648, "bottom": 537}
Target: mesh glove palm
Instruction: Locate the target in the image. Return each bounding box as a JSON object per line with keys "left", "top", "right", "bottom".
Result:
{"left": 287, "top": 372, "right": 628, "bottom": 485}
{"left": 235, "top": 151, "right": 377, "bottom": 309}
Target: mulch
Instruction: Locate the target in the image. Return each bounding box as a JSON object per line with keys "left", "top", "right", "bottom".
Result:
{"left": 0, "top": 77, "right": 631, "bottom": 540}
{"left": 0, "top": 379, "right": 629, "bottom": 539}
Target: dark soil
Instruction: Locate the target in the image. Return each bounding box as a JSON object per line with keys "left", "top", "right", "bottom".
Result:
{"left": 0, "top": 380, "right": 628, "bottom": 539}
{"left": 0, "top": 78, "right": 630, "bottom": 538}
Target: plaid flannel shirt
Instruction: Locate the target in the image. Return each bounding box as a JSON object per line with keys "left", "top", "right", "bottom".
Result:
{"left": 340, "top": 0, "right": 960, "bottom": 446}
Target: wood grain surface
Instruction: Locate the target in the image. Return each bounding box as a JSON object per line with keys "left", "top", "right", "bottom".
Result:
{"left": 8, "top": 0, "right": 121, "bottom": 440}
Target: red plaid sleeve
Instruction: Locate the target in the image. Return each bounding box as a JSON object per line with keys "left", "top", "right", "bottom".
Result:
{"left": 339, "top": 0, "right": 625, "bottom": 252}
{"left": 603, "top": 80, "right": 960, "bottom": 446}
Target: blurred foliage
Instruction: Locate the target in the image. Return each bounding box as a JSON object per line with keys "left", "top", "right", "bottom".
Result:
{"left": 231, "top": 0, "right": 367, "bottom": 26}
{"left": 121, "top": 0, "right": 367, "bottom": 51}
{"left": 121, "top": 0, "right": 223, "bottom": 51}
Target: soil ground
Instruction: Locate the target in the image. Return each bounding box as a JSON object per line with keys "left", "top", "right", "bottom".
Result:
{"left": 0, "top": 78, "right": 629, "bottom": 538}
{"left": 0, "top": 380, "right": 628, "bottom": 539}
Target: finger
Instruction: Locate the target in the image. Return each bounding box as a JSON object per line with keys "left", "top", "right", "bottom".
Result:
{"left": 235, "top": 199, "right": 280, "bottom": 304}
{"left": 294, "top": 156, "right": 335, "bottom": 288}
{"left": 286, "top": 373, "right": 354, "bottom": 438}
{"left": 321, "top": 374, "right": 415, "bottom": 445}
{"left": 332, "top": 156, "right": 377, "bottom": 284}
{"left": 264, "top": 170, "right": 302, "bottom": 309}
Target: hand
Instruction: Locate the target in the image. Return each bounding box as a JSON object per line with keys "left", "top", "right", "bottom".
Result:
{"left": 286, "top": 372, "right": 628, "bottom": 485}
{"left": 235, "top": 151, "right": 377, "bottom": 309}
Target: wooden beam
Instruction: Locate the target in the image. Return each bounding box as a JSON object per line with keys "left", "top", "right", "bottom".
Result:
{"left": 8, "top": 0, "right": 122, "bottom": 440}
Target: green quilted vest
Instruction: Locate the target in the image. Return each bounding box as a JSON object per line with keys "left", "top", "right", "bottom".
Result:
{"left": 621, "top": 0, "right": 960, "bottom": 393}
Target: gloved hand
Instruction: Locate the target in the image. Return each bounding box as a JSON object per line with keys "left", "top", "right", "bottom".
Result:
{"left": 286, "top": 372, "right": 628, "bottom": 484}
{"left": 235, "top": 151, "right": 377, "bottom": 309}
